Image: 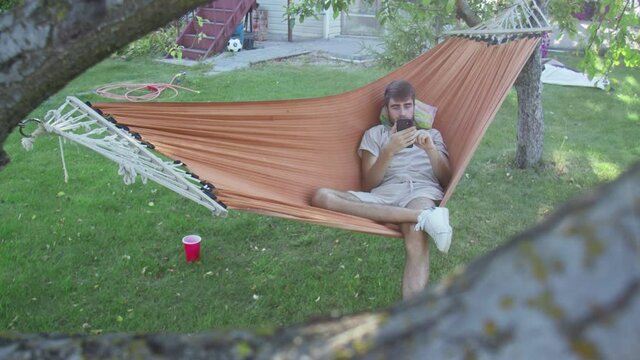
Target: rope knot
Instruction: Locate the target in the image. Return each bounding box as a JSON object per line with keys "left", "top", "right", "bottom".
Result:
{"left": 118, "top": 163, "right": 137, "bottom": 185}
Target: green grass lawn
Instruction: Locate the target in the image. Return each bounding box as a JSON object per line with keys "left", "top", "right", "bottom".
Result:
{"left": 1, "top": 52, "right": 638, "bottom": 335}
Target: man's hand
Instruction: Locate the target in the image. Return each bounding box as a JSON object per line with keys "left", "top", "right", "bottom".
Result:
{"left": 386, "top": 123, "right": 417, "bottom": 154}
{"left": 415, "top": 129, "right": 437, "bottom": 151}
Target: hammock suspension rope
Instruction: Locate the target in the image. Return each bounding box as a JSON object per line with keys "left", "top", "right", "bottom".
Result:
{"left": 444, "top": 0, "right": 552, "bottom": 41}
{"left": 20, "top": 97, "right": 227, "bottom": 216}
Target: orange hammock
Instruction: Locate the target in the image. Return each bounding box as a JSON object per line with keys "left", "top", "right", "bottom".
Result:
{"left": 94, "top": 36, "right": 540, "bottom": 237}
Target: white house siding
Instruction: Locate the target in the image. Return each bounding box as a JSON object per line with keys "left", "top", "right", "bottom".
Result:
{"left": 325, "top": 10, "right": 341, "bottom": 38}
{"left": 257, "top": 0, "right": 341, "bottom": 39}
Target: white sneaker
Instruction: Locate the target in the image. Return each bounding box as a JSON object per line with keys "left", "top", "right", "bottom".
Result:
{"left": 414, "top": 207, "right": 452, "bottom": 253}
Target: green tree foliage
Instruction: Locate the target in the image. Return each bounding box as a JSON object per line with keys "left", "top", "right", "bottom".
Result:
{"left": 116, "top": 24, "right": 181, "bottom": 59}
{"left": 287, "top": 0, "right": 523, "bottom": 68}
{"left": 372, "top": 1, "right": 456, "bottom": 67}
{"left": 548, "top": 0, "right": 640, "bottom": 77}
{"left": 287, "top": 0, "right": 640, "bottom": 76}
{"left": 0, "top": 0, "right": 21, "bottom": 12}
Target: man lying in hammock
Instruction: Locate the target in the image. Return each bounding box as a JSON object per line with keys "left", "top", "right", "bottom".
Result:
{"left": 311, "top": 80, "right": 452, "bottom": 300}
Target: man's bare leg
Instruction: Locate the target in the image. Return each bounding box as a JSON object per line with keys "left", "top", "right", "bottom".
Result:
{"left": 313, "top": 189, "right": 443, "bottom": 298}
{"left": 311, "top": 188, "right": 422, "bottom": 223}
{"left": 400, "top": 197, "right": 436, "bottom": 300}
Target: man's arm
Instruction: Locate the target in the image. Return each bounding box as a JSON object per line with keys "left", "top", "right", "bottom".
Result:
{"left": 361, "top": 150, "right": 391, "bottom": 191}
{"left": 425, "top": 147, "right": 451, "bottom": 187}
{"left": 361, "top": 127, "right": 417, "bottom": 191}
{"left": 416, "top": 131, "right": 452, "bottom": 188}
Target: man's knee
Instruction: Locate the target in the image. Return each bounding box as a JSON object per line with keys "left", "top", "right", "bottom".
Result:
{"left": 312, "top": 188, "right": 360, "bottom": 209}
{"left": 405, "top": 197, "right": 436, "bottom": 210}
{"left": 311, "top": 188, "right": 333, "bottom": 208}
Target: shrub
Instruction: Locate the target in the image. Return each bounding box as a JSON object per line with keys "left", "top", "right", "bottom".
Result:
{"left": 116, "top": 23, "right": 182, "bottom": 59}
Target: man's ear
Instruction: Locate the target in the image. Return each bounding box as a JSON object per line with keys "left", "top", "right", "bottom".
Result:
{"left": 379, "top": 106, "right": 391, "bottom": 127}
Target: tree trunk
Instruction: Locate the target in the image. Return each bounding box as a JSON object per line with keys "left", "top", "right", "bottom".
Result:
{"left": 455, "top": 0, "right": 547, "bottom": 169}
{"left": 2, "top": 162, "right": 639, "bottom": 359}
{"left": 514, "top": 45, "right": 544, "bottom": 168}
{"left": 0, "top": 0, "right": 211, "bottom": 169}
{"left": 513, "top": 0, "right": 547, "bottom": 168}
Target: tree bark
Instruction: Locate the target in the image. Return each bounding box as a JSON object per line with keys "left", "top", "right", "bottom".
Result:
{"left": 455, "top": 0, "right": 481, "bottom": 27}
{"left": 0, "top": 0, "right": 211, "bottom": 169}
{"left": 514, "top": 44, "right": 544, "bottom": 168}
{"left": 2, "top": 162, "right": 639, "bottom": 359}
{"left": 513, "top": 0, "right": 547, "bottom": 168}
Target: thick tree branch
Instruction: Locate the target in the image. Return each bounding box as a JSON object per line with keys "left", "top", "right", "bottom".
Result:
{"left": 455, "top": 0, "right": 481, "bottom": 27}
{"left": 2, "top": 162, "right": 639, "bottom": 359}
{"left": 0, "top": 0, "right": 211, "bottom": 169}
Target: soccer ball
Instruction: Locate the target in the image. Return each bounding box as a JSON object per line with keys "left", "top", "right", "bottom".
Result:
{"left": 227, "top": 38, "right": 242, "bottom": 52}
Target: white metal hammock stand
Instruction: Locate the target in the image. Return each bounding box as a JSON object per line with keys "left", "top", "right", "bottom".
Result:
{"left": 444, "top": 0, "right": 552, "bottom": 39}
{"left": 21, "top": 96, "right": 227, "bottom": 217}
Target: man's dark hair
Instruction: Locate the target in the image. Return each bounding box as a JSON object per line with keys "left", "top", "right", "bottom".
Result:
{"left": 383, "top": 80, "right": 415, "bottom": 106}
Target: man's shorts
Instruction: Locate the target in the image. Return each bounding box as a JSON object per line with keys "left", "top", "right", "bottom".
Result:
{"left": 348, "top": 181, "right": 443, "bottom": 208}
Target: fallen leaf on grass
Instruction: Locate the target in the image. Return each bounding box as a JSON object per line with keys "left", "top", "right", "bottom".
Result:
{"left": 8, "top": 316, "right": 18, "bottom": 329}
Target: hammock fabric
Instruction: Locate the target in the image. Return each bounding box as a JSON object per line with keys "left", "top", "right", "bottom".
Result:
{"left": 95, "top": 36, "right": 540, "bottom": 238}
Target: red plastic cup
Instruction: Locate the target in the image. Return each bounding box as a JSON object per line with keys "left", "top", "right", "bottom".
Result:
{"left": 182, "top": 235, "right": 201, "bottom": 262}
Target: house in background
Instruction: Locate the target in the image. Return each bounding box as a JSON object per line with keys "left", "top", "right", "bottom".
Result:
{"left": 175, "top": 0, "right": 608, "bottom": 60}
{"left": 174, "top": 0, "right": 382, "bottom": 60}
{"left": 259, "top": 0, "right": 595, "bottom": 49}
{"left": 256, "top": 0, "right": 382, "bottom": 40}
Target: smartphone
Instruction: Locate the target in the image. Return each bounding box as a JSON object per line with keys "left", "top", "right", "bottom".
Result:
{"left": 396, "top": 118, "right": 415, "bottom": 148}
